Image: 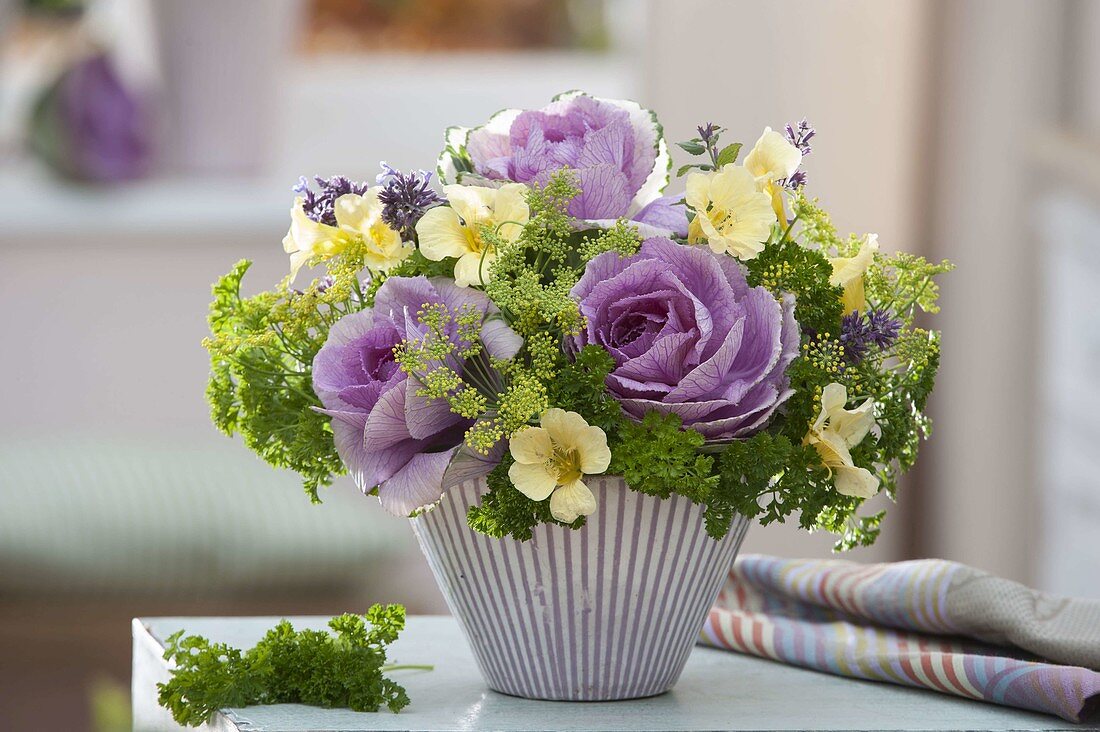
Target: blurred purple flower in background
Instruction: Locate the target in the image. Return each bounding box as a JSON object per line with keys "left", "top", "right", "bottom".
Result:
{"left": 312, "top": 275, "right": 521, "bottom": 515}
{"left": 30, "top": 52, "right": 151, "bottom": 183}
{"left": 570, "top": 238, "right": 800, "bottom": 439}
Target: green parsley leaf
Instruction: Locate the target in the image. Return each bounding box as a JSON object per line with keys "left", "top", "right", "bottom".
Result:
{"left": 157, "top": 605, "right": 417, "bottom": 727}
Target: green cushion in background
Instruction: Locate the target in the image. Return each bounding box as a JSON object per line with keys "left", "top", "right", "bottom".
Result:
{"left": 0, "top": 438, "right": 412, "bottom": 596}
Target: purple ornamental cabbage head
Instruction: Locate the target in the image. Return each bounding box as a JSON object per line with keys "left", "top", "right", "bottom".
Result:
{"left": 570, "top": 238, "right": 800, "bottom": 439}
{"left": 312, "top": 276, "right": 521, "bottom": 515}
{"left": 438, "top": 91, "right": 686, "bottom": 238}
{"left": 30, "top": 53, "right": 151, "bottom": 182}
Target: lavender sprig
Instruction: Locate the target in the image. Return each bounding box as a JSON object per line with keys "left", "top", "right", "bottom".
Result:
{"left": 375, "top": 162, "right": 445, "bottom": 238}
{"left": 785, "top": 119, "right": 815, "bottom": 155}
{"left": 780, "top": 119, "right": 815, "bottom": 189}
{"left": 841, "top": 308, "right": 902, "bottom": 363}
{"left": 293, "top": 175, "right": 370, "bottom": 226}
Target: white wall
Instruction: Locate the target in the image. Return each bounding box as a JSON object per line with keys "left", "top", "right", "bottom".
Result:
{"left": 922, "top": 0, "right": 1064, "bottom": 584}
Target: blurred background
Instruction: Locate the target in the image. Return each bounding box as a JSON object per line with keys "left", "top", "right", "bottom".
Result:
{"left": 1, "top": 0, "right": 1098, "bottom": 729}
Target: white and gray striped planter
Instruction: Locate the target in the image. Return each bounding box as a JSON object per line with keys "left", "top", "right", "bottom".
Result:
{"left": 410, "top": 476, "right": 750, "bottom": 701}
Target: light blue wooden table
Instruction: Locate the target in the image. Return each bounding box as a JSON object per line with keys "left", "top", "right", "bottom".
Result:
{"left": 132, "top": 615, "right": 1098, "bottom": 731}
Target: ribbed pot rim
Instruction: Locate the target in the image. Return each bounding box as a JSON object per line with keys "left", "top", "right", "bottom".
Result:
{"left": 411, "top": 476, "right": 750, "bottom": 701}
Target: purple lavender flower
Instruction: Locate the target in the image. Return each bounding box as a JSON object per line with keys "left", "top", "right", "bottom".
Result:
{"left": 840, "top": 311, "right": 872, "bottom": 362}
{"left": 866, "top": 308, "right": 902, "bottom": 348}
{"left": 697, "top": 122, "right": 721, "bottom": 144}
{"left": 780, "top": 119, "right": 815, "bottom": 189}
{"left": 785, "top": 170, "right": 808, "bottom": 189}
{"left": 570, "top": 238, "right": 799, "bottom": 439}
{"left": 785, "top": 119, "right": 815, "bottom": 155}
{"left": 312, "top": 276, "right": 521, "bottom": 515}
{"left": 841, "top": 308, "right": 902, "bottom": 362}
{"left": 375, "top": 162, "right": 444, "bottom": 237}
{"left": 439, "top": 91, "right": 687, "bottom": 237}
{"left": 293, "top": 175, "right": 369, "bottom": 226}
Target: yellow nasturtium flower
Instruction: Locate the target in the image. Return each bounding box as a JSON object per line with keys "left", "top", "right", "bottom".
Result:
{"left": 744, "top": 127, "right": 803, "bottom": 222}
{"left": 508, "top": 408, "right": 611, "bottom": 523}
{"left": 415, "top": 183, "right": 529, "bottom": 288}
{"left": 686, "top": 165, "right": 776, "bottom": 260}
{"left": 803, "top": 383, "right": 879, "bottom": 499}
{"left": 282, "top": 190, "right": 411, "bottom": 281}
{"left": 829, "top": 233, "right": 879, "bottom": 314}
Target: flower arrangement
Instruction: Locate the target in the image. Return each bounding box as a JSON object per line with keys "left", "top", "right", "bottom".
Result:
{"left": 204, "top": 91, "right": 951, "bottom": 550}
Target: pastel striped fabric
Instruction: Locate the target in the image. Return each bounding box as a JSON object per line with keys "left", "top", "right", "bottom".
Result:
{"left": 701, "top": 555, "right": 1100, "bottom": 723}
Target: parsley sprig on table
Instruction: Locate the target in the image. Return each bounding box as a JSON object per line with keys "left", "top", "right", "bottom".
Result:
{"left": 157, "top": 605, "right": 425, "bottom": 727}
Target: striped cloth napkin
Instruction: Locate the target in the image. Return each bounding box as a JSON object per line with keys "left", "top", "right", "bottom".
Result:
{"left": 701, "top": 555, "right": 1100, "bottom": 723}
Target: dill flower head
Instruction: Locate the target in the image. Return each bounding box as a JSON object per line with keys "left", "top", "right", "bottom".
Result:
{"left": 312, "top": 275, "right": 521, "bottom": 516}
{"left": 375, "top": 162, "right": 444, "bottom": 237}
{"left": 294, "top": 175, "right": 370, "bottom": 226}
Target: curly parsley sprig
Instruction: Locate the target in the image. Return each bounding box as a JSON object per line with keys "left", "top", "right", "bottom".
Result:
{"left": 157, "top": 605, "right": 423, "bottom": 727}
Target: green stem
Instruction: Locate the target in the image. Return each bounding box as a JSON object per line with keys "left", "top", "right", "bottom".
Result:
{"left": 779, "top": 214, "right": 800, "bottom": 245}
{"left": 466, "top": 353, "right": 501, "bottom": 395}
{"left": 381, "top": 664, "right": 434, "bottom": 673}
{"left": 898, "top": 277, "right": 931, "bottom": 316}
{"left": 352, "top": 276, "right": 367, "bottom": 307}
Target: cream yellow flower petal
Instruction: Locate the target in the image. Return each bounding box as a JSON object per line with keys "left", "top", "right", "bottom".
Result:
{"left": 419, "top": 184, "right": 526, "bottom": 286}
{"left": 819, "top": 382, "right": 849, "bottom": 420}
{"left": 686, "top": 165, "right": 775, "bottom": 260}
{"left": 829, "top": 234, "right": 878, "bottom": 286}
{"left": 805, "top": 381, "right": 880, "bottom": 500}
{"left": 510, "top": 410, "right": 608, "bottom": 519}
{"left": 707, "top": 165, "right": 751, "bottom": 205}
{"left": 577, "top": 426, "right": 611, "bottom": 474}
{"left": 718, "top": 196, "right": 774, "bottom": 257}
{"left": 831, "top": 398, "right": 875, "bottom": 448}
{"left": 685, "top": 172, "right": 710, "bottom": 210}
{"left": 492, "top": 183, "right": 531, "bottom": 241}
{"left": 539, "top": 408, "right": 591, "bottom": 451}
{"left": 416, "top": 206, "right": 469, "bottom": 261}
{"left": 744, "top": 127, "right": 802, "bottom": 184}
{"left": 509, "top": 426, "right": 553, "bottom": 465}
{"left": 332, "top": 192, "right": 374, "bottom": 232}
{"left": 333, "top": 191, "right": 411, "bottom": 272}
{"left": 834, "top": 465, "right": 879, "bottom": 499}
{"left": 810, "top": 429, "right": 854, "bottom": 470}
{"left": 829, "top": 234, "right": 879, "bottom": 314}
{"left": 508, "top": 460, "right": 558, "bottom": 501}
{"left": 840, "top": 278, "right": 866, "bottom": 315}
{"left": 364, "top": 234, "right": 413, "bottom": 273}
{"left": 549, "top": 479, "right": 597, "bottom": 523}
{"left": 812, "top": 383, "right": 876, "bottom": 447}
{"left": 442, "top": 184, "right": 493, "bottom": 224}
{"left": 453, "top": 251, "right": 495, "bottom": 287}
{"left": 283, "top": 197, "right": 347, "bottom": 280}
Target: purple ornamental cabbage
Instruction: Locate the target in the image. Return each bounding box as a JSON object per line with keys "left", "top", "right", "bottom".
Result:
{"left": 438, "top": 91, "right": 686, "bottom": 238}
{"left": 312, "top": 276, "right": 521, "bottom": 515}
{"left": 30, "top": 53, "right": 151, "bottom": 182}
{"left": 570, "top": 238, "right": 800, "bottom": 439}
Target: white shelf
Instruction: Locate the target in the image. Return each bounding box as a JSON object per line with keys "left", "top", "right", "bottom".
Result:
{"left": 0, "top": 165, "right": 291, "bottom": 238}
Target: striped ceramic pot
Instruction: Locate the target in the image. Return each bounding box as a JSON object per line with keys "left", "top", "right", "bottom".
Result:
{"left": 410, "top": 476, "right": 750, "bottom": 701}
